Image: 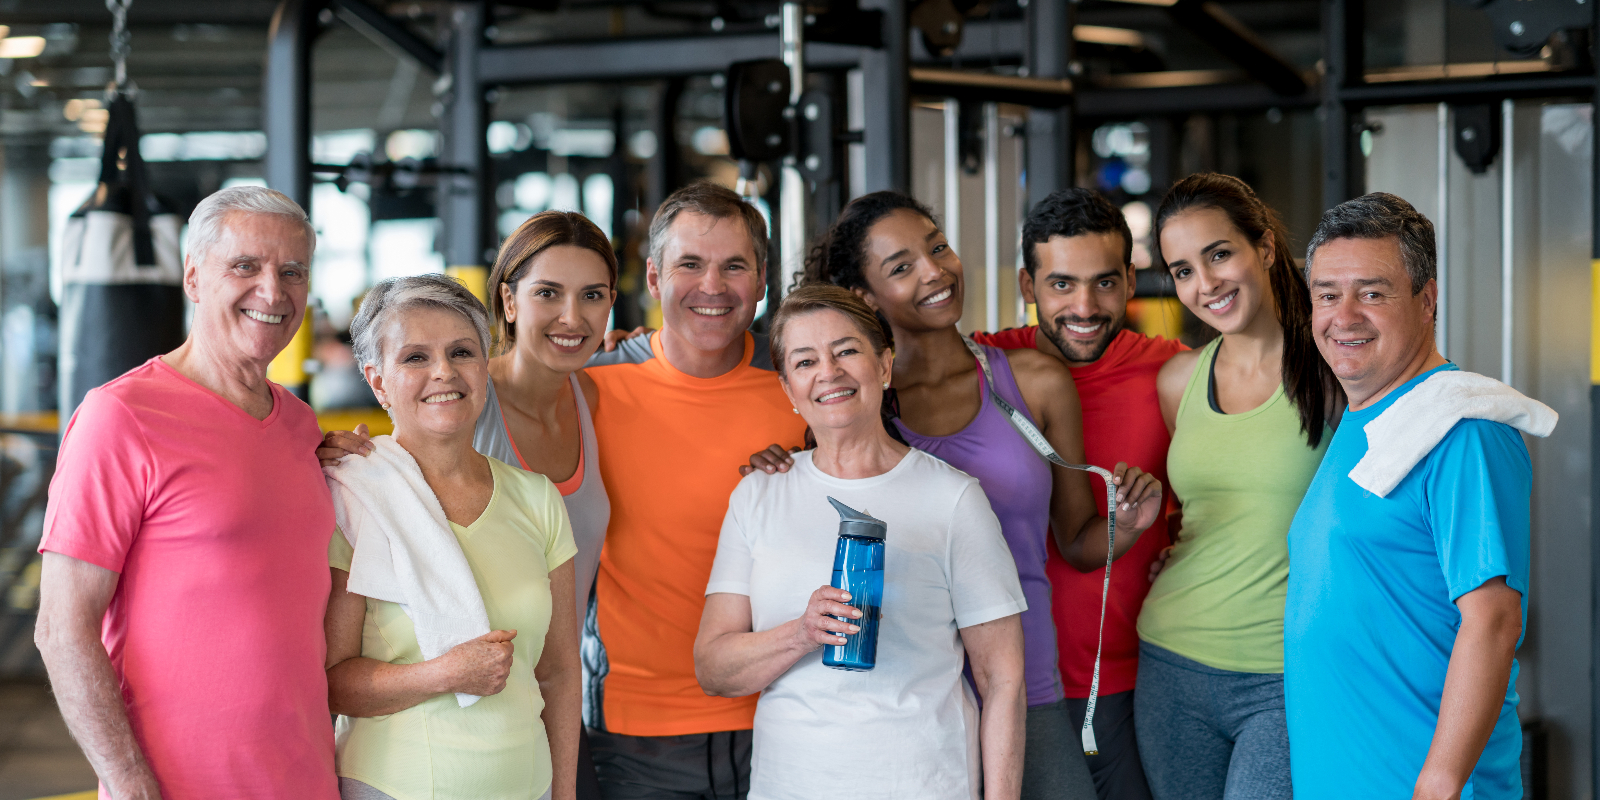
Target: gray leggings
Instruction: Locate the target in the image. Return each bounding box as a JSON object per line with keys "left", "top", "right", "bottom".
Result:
{"left": 1022, "top": 700, "right": 1098, "bottom": 800}
{"left": 1132, "top": 642, "right": 1292, "bottom": 800}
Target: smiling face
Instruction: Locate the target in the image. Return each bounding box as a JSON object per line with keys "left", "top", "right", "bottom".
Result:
{"left": 183, "top": 211, "right": 312, "bottom": 368}
{"left": 1022, "top": 231, "right": 1133, "bottom": 365}
{"left": 646, "top": 211, "right": 766, "bottom": 355}
{"left": 365, "top": 305, "right": 490, "bottom": 442}
{"left": 502, "top": 244, "right": 615, "bottom": 372}
{"left": 1160, "top": 206, "right": 1276, "bottom": 337}
{"left": 779, "top": 308, "right": 893, "bottom": 436}
{"left": 857, "top": 209, "right": 963, "bottom": 332}
{"left": 1308, "top": 235, "right": 1437, "bottom": 409}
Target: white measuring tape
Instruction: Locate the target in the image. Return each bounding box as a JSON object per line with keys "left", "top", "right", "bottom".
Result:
{"left": 962, "top": 336, "right": 1117, "bottom": 756}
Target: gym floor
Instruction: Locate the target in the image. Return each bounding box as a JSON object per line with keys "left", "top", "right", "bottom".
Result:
{"left": 0, "top": 681, "right": 95, "bottom": 800}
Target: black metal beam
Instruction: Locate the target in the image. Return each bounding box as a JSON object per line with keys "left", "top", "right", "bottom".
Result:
{"left": 331, "top": 0, "right": 443, "bottom": 74}
{"left": 440, "top": 2, "right": 491, "bottom": 268}
{"left": 1025, "top": 0, "right": 1075, "bottom": 209}
{"left": 1165, "top": 0, "right": 1307, "bottom": 96}
{"left": 1340, "top": 73, "right": 1596, "bottom": 106}
{"left": 910, "top": 68, "right": 1073, "bottom": 107}
{"left": 263, "top": 0, "right": 325, "bottom": 211}
{"left": 1077, "top": 81, "right": 1319, "bottom": 118}
{"left": 860, "top": 0, "right": 911, "bottom": 192}
{"left": 478, "top": 34, "right": 867, "bottom": 85}
{"left": 1320, "top": 0, "right": 1363, "bottom": 210}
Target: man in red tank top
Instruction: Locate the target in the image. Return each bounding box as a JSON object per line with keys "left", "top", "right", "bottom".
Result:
{"left": 973, "top": 189, "right": 1183, "bottom": 800}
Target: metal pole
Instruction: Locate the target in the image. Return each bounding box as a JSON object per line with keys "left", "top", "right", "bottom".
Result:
{"left": 442, "top": 2, "right": 490, "bottom": 302}
{"left": 1500, "top": 98, "right": 1514, "bottom": 385}
{"left": 1321, "top": 0, "right": 1364, "bottom": 210}
{"left": 1436, "top": 101, "right": 1449, "bottom": 358}
{"left": 263, "top": 0, "right": 324, "bottom": 211}
{"left": 860, "top": 0, "right": 909, "bottom": 192}
{"left": 1025, "top": 0, "right": 1075, "bottom": 209}
{"left": 779, "top": 2, "right": 806, "bottom": 295}
{"left": 944, "top": 100, "right": 962, "bottom": 261}
{"left": 984, "top": 102, "right": 1000, "bottom": 332}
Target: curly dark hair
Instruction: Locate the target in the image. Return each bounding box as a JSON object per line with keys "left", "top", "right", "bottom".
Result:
{"left": 1154, "top": 172, "right": 1341, "bottom": 448}
{"left": 1021, "top": 188, "right": 1133, "bottom": 277}
{"left": 801, "top": 190, "right": 937, "bottom": 292}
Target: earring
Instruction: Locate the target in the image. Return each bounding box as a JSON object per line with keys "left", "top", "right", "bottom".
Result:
{"left": 882, "top": 382, "right": 890, "bottom": 390}
{"left": 792, "top": 408, "right": 799, "bottom": 414}
{"left": 380, "top": 402, "right": 390, "bottom": 410}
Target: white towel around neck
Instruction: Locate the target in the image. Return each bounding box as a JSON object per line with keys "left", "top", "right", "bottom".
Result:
{"left": 1349, "top": 369, "right": 1557, "bottom": 498}
{"left": 324, "top": 435, "right": 492, "bottom": 707}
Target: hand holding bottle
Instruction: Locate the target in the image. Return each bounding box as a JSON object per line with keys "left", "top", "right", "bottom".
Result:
{"left": 794, "top": 586, "right": 861, "bottom": 651}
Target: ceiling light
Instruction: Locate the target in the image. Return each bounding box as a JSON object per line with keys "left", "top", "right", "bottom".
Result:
{"left": 1074, "top": 25, "right": 1145, "bottom": 48}
{"left": 63, "top": 97, "right": 102, "bottom": 122}
{"left": 0, "top": 36, "right": 47, "bottom": 58}
{"left": 78, "top": 107, "right": 109, "bottom": 134}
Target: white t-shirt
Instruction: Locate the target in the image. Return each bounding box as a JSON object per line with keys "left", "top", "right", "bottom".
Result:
{"left": 707, "top": 448, "right": 1026, "bottom": 800}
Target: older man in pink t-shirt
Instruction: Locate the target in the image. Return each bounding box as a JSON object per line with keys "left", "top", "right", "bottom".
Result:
{"left": 35, "top": 186, "right": 339, "bottom": 800}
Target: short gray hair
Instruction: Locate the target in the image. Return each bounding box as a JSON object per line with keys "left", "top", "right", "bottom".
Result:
{"left": 1305, "top": 192, "right": 1436, "bottom": 294}
{"left": 186, "top": 185, "right": 317, "bottom": 264}
{"left": 350, "top": 274, "right": 492, "bottom": 376}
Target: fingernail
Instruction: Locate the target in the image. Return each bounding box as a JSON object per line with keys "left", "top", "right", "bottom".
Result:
{"left": 852, "top": 609, "right": 862, "bottom": 618}
{"left": 849, "top": 625, "right": 860, "bottom": 632}
{"left": 841, "top": 592, "right": 851, "bottom": 601}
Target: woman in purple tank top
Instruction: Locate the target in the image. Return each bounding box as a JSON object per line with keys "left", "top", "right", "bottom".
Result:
{"left": 799, "top": 192, "right": 1164, "bottom": 800}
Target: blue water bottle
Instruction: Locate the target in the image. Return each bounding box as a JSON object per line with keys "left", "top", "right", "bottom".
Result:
{"left": 823, "top": 497, "right": 885, "bottom": 671}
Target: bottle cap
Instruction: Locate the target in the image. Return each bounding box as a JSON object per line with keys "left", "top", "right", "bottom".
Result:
{"left": 827, "top": 496, "right": 887, "bottom": 540}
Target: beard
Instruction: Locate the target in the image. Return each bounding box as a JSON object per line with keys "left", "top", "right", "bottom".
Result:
{"left": 1040, "top": 313, "right": 1125, "bottom": 364}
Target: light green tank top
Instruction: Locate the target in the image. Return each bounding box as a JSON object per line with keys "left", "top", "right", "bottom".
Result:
{"left": 1136, "top": 338, "right": 1329, "bottom": 673}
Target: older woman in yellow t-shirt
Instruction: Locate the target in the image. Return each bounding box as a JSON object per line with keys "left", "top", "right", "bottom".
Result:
{"left": 323, "top": 273, "right": 580, "bottom": 800}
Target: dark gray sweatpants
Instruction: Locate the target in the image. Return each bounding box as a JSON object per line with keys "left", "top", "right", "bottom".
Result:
{"left": 589, "top": 727, "right": 751, "bottom": 800}
{"left": 1024, "top": 699, "right": 1099, "bottom": 800}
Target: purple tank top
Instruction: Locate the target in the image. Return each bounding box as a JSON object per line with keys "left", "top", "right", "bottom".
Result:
{"left": 894, "top": 344, "right": 1061, "bottom": 707}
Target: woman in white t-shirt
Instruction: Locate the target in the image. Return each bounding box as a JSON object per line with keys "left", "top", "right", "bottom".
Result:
{"left": 694, "top": 284, "right": 1028, "bottom": 800}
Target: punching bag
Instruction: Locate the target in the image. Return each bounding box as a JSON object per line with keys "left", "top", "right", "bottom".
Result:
{"left": 55, "top": 93, "right": 186, "bottom": 430}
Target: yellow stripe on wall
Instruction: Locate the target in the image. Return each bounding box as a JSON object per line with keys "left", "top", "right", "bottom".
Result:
{"left": 1592, "top": 260, "right": 1600, "bottom": 385}
{"left": 447, "top": 265, "right": 490, "bottom": 306}
{"left": 27, "top": 791, "right": 97, "bottom": 800}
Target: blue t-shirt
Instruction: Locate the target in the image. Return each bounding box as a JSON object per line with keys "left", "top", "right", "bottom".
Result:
{"left": 1284, "top": 364, "right": 1529, "bottom": 800}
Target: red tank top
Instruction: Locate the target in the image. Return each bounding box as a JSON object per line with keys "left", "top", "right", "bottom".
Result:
{"left": 971, "top": 326, "right": 1184, "bottom": 697}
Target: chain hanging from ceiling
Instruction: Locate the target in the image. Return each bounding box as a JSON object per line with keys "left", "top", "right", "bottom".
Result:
{"left": 107, "top": 0, "right": 133, "bottom": 92}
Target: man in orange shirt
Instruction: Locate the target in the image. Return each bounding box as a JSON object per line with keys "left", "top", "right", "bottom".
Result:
{"left": 584, "top": 182, "right": 807, "bottom": 799}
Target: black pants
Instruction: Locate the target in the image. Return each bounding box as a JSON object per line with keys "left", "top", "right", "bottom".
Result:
{"left": 588, "top": 727, "right": 751, "bottom": 800}
{"left": 1065, "top": 690, "right": 1154, "bottom": 800}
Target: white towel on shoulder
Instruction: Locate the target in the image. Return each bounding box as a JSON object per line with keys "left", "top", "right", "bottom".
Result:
{"left": 1349, "top": 370, "right": 1557, "bottom": 498}
{"left": 324, "top": 435, "right": 492, "bottom": 708}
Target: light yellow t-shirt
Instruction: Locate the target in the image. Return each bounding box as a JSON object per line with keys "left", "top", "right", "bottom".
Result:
{"left": 329, "top": 456, "right": 578, "bottom": 800}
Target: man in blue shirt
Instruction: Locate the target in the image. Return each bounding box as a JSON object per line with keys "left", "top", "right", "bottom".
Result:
{"left": 1286, "top": 193, "right": 1528, "bottom": 800}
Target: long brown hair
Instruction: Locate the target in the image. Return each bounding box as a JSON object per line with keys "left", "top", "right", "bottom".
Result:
{"left": 1154, "top": 173, "right": 1341, "bottom": 447}
{"left": 487, "top": 210, "right": 619, "bottom": 353}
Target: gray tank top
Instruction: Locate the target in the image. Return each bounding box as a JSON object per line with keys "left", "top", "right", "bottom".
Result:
{"left": 474, "top": 373, "right": 610, "bottom": 630}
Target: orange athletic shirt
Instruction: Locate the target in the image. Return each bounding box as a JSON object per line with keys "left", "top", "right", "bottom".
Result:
{"left": 586, "top": 331, "right": 808, "bottom": 736}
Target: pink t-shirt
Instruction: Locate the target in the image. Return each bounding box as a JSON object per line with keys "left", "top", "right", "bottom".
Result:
{"left": 40, "top": 358, "right": 338, "bottom": 800}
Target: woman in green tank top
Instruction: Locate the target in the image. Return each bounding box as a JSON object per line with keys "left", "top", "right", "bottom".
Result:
{"left": 1133, "top": 174, "right": 1343, "bottom": 800}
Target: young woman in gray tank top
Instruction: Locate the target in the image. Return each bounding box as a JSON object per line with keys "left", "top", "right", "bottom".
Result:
{"left": 319, "top": 210, "right": 616, "bottom": 799}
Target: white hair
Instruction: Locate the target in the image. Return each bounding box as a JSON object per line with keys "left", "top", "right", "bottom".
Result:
{"left": 349, "top": 274, "right": 492, "bottom": 376}
{"left": 185, "top": 185, "right": 316, "bottom": 264}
